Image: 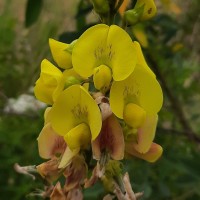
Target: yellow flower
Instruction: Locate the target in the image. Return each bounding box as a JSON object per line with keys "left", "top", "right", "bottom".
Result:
{"left": 34, "top": 59, "right": 64, "bottom": 105}
{"left": 37, "top": 107, "right": 79, "bottom": 169}
{"left": 49, "top": 85, "right": 102, "bottom": 151}
{"left": 49, "top": 38, "right": 73, "bottom": 69}
{"left": 110, "top": 64, "right": 163, "bottom": 153}
{"left": 72, "top": 24, "right": 137, "bottom": 84}
{"left": 110, "top": 64, "right": 162, "bottom": 119}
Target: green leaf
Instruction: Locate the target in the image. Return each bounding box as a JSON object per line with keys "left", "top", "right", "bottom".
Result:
{"left": 25, "top": 0, "right": 43, "bottom": 27}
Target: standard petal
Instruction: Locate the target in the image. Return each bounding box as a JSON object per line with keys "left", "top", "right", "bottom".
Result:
{"left": 37, "top": 123, "right": 66, "bottom": 159}
{"left": 49, "top": 38, "right": 72, "bottom": 69}
{"left": 110, "top": 64, "right": 163, "bottom": 118}
{"left": 107, "top": 25, "right": 137, "bottom": 81}
{"left": 126, "top": 142, "right": 163, "bottom": 163}
{"left": 133, "top": 114, "right": 158, "bottom": 153}
{"left": 49, "top": 85, "right": 102, "bottom": 140}
{"left": 73, "top": 24, "right": 109, "bottom": 78}
{"left": 72, "top": 24, "right": 137, "bottom": 81}
{"left": 132, "top": 41, "right": 155, "bottom": 77}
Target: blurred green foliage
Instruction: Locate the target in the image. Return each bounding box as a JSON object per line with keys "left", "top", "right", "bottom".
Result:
{"left": 0, "top": 0, "right": 200, "bottom": 199}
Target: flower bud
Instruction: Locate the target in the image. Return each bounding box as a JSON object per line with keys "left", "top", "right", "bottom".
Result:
{"left": 135, "top": 0, "right": 157, "bottom": 21}
{"left": 123, "top": 5, "right": 144, "bottom": 26}
{"left": 93, "top": 65, "right": 112, "bottom": 93}
{"left": 123, "top": 103, "right": 146, "bottom": 128}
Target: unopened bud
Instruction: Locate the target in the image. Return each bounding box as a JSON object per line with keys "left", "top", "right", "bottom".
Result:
{"left": 123, "top": 5, "right": 144, "bottom": 26}
{"left": 135, "top": 0, "right": 157, "bottom": 21}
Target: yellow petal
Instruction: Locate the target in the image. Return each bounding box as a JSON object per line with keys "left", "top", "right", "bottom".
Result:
{"left": 133, "top": 114, "right": 158, "bottom": 153}
{"left": 110, "top": 64, "right": 163, "bottom": 118}
{"left": 72, "top": 24, "right": 137, "bottom": 81}
{"left": 73, "top": 24, "right": 108, "bottom": 78}
{"left": 58, "top": 147, "right": 79, "bottom": 168}
{"left": 49, "top": 85, "right": 102, "bottom": 140}
{"left": 41, "top": 59, "right": 63, "bottom": 79}
{"left": 132, "top": 41, "right": 155, "bottom": 78}
{"left": 34, "top": 59, "right": 64, "bottom": 105}
{"left": 37, "top": 123, "right": 66, "bottom": 159}
{"left": 93, "top": 64, "right": 112, "bottom": 92}
{"left": 106, "top": 25, "right": 137, "bottom": 81}
{"left": 64, "top": 123, "right": 91, "bottom": 150}
{"left": 49, "top": 38, "right": 72, "bottom": 69}
{"left": 126, "top": 142, "right": 163, "bottom": 162}
{"left": 34, "top": 79, "right": 55, "bottom": 105}
{"left": 123, "top": 103, "right": 146, "bottom": 128}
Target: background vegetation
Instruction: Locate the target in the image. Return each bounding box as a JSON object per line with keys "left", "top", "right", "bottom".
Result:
{"left": 0, "top": 0, "right": 200, "bottom": 199}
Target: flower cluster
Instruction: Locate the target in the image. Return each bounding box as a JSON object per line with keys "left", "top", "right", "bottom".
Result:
{"left": 34, "top": 24, "right": 163, "bottom": 199}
